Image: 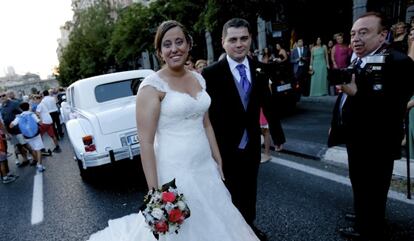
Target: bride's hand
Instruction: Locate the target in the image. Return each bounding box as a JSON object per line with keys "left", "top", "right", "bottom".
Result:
{"left": 218, "top": 164, "right": 225, "bottom": 181}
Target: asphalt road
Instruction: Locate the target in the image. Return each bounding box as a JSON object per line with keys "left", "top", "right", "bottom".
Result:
{"left": 1, "top": 134, "right": 413, "bottom": 241}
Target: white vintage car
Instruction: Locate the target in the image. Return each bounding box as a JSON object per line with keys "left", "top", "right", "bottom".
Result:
{"left": 61, "top": 69, "right": 154, "bottom": 180}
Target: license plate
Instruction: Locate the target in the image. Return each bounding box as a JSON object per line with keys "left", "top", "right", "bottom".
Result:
{"left": 126, "top": 134, "right": 139, "bottom": 145}
{"left": 276, "top": 83, "right": 291, "bottom": 92}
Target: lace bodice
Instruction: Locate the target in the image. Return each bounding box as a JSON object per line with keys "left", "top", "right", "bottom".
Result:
{"left": 138, "top": 71, "right": 210, "bottom": 134}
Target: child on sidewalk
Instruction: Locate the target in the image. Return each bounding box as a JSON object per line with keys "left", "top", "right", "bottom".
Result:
{"left": 9, "top": 102, "right": 45, "bottom": 173}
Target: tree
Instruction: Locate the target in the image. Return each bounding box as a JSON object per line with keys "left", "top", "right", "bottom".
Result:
{"left": 145, "top": 0, "right": 207, "bottom": 60}
{"left": 57, "top": 2, "right": 115, "bottom": 86}
{"left": 109, "top": 3, "right": 152, "bottom": 71}
{"left": 194, "top": 0, "right": 220, "bottom": 63}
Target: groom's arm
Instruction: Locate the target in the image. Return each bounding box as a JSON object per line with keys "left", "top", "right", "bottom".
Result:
{"left": 259, "top": 71, "right": 286, "bottom": 147}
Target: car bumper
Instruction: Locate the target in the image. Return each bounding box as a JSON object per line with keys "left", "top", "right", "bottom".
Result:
{"left": 79, "top": 144, "right": 140, "bottom": 169}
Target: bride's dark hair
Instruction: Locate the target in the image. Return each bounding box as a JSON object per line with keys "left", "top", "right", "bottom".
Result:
{"left": 154, "top": 20, "right": 193, "bottom": 61}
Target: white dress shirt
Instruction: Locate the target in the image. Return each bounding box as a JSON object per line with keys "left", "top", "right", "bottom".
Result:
{"left": 226, "top": 55, "right": 251, "bottom": 84}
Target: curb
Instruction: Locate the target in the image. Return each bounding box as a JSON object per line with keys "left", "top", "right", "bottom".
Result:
{"left": 299, "top": 95, "right": 338, "bottom": 105}
{"left": 282, "top": 139, "right": 414, "bottom": 179}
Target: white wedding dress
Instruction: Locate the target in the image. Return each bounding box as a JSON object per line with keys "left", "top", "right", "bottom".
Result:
{"left": 87, "top": 72, "right": 259, "bottom": 241}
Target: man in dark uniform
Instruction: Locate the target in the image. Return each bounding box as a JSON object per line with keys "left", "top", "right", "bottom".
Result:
{"left": 337, "top": 12, "right": 414, "bottom": 240}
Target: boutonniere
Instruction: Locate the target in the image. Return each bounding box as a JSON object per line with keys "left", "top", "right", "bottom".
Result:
{"left": 255, "top": 67, "right": 266, "bottom": 78}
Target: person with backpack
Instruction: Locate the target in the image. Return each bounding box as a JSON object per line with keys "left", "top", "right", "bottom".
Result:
{"left": 9, "top": 102, "right": 45, "bottom": 173}
{"left": 0, "top": 91, "right": 32, "bottom": 167}
{"left": 0, "top": 115, "right": 18, "bottom": 184}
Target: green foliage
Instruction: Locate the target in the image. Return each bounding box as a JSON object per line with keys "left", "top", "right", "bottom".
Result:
{"left": 145, "top": 0, "right": 208, "bottom": 58}
{"left": 57, "top": 0, "right": 285, "bottom": 86}
{"left": 58, "top": 2, "right": 114, "bottom": 86}
{"left": 194, "top": 0, "right": 219, "bottom": 33}
{"left": 109, "top": 3, "right": 152, "bottom": 70}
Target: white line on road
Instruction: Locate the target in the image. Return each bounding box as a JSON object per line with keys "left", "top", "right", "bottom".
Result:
{"left": 270, "top": 157, "right": 414, "bottom": 205}
{"left": 31, "top": 172, "right": 44, "bottom": 225}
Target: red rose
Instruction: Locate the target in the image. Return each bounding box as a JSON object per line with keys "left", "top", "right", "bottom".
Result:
{"left": 162, "top": 191, "right": 176, "bottom": 203}
{"left": 168, "top": 208, "right": 183, "bottom": 223}
{"left": 155, "top": 221, "right": 169, "bottom": 233}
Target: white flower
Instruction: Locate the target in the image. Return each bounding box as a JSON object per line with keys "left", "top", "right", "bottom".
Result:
{"left": 144, "top": 212, "right": 155, "bottom": 223}
{"left": 176, "top": 201, "right": 187, "bottom": 210}
{"left": 165, "top": 202, "right": 175, "bottom": 212}
{"left": 151, "top": 208, "right": 164, "bottom": 220}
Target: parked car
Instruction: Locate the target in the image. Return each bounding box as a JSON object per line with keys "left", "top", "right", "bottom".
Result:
{"left": 61, "top": 69, "right": 154, "bottom": 180}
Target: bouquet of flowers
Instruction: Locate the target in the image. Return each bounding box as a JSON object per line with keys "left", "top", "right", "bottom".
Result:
{"left": 140, "top": 179, "right": 191, "bottom": 240}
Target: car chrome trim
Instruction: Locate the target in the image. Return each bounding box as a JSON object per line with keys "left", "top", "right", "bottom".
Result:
{"left": 79, "top": 144, "right": 140, "bottom": 169}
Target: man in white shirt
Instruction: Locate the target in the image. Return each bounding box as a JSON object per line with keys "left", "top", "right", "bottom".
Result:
{"left": 41, "top": 90, "right": 63, "bottom": 139}
{"left": 35, "top": 95, "right": 61, "bottom": 153}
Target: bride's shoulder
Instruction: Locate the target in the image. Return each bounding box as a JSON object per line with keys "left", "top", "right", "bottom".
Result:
{"left": 138, "top": 72, "right": 167, "bottom": 93}
{"left": 190, "top": 71, "right": 206, "bottom": 89}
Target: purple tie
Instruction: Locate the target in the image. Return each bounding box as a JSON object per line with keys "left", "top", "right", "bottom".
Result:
{"left": 236, "top": 64, "right": 251, "bottom": 93}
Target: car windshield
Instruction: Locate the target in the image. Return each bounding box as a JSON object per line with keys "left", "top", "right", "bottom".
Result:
{"left": 94, "top": 77, "right": 144, "bottom": 103}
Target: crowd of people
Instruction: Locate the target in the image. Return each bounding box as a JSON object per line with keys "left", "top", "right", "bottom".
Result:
{"left": 0, "top": 87, "right": 65, "bottom": 184}
{"left": 2, "top": 10, "right": 414, "bottom": 241}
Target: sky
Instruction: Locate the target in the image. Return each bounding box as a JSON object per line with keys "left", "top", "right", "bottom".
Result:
{"left": 0, "top": 0, "right": 74, "bottom": 79}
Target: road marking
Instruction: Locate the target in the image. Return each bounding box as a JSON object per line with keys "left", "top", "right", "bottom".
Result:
{"left": 270, "top": 157, "right": 414, "bottom": 205}
{"left": 31, "top": 172, "right": 44, "bottom": 225}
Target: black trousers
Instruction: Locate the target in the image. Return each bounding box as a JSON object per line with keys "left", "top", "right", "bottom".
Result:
{"left": 346, "top": 143, "right": 394, "bottom": 238}
{"left": 222, "top": 142, "right": 261, "bottom": 225}
{"left": 294, "top": 66, "right": 310, "bottom": 96}
{"left": 49, "top": 111, "right": 63, "bottom": 137}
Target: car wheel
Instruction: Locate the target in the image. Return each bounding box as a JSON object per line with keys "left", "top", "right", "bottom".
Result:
{"left": 76, "top": 158, "right": 92, "bottom": 182}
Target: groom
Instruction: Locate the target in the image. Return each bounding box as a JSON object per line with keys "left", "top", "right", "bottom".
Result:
{"left": 202, "top": 18, "right": 285, "bottom": 241}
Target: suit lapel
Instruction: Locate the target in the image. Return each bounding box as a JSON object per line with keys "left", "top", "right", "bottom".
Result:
{"left": 248, "top": 58, "right": 257, "bottom": 90}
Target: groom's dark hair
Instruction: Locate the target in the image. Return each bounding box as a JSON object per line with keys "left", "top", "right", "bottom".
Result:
{"left": 222, "top": 18, "right": 251, "bottom": 38}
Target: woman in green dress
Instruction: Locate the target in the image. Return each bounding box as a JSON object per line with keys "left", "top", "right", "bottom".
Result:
{"left": 309, "top": 37, "right": 330, "bottom": 96}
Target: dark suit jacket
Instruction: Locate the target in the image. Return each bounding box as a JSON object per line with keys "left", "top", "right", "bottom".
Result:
{"left": 202, "top": 57, "right": 286, "bottom": 160}
{"left": 346, "top": 48, "right": 414, "bottom": 159}
{"left": 327, "top": 92, "right": 350, "bottom": 147}
{"left": 290, "top": 46, "right": 310, "bottom": 75}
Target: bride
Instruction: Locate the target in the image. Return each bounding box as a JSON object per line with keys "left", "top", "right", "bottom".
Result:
{"left": 87, "top": 20, "right": 259, "bottom": 241}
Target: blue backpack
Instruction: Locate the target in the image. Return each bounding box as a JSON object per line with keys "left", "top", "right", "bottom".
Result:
{"left": 18, "top": 113, "right": 39, "bottom": 138}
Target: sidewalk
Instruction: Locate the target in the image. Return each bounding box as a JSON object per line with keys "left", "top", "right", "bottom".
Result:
{"left": 282, "top": 95, "right": 414, "bottom": 179}
{"left": 322, "top": 146, "right": 414, "bottom": 179}
{"left": 282, "top": 138, "right": 414, "bottom": 179}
